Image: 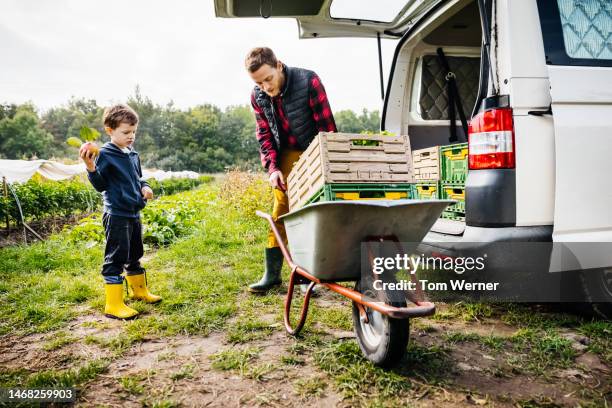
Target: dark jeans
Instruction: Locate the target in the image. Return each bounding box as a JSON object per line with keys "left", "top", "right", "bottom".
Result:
{"left": 102, "top": 213, "right": 144, "bottom": 284}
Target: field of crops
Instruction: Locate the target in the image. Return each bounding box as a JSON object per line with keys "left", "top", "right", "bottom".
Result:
{"left": 0, "top": 175, "right": 213, "bottom": 225}
{"left": 0, "top": 173, "right": 610, "bottom": 407}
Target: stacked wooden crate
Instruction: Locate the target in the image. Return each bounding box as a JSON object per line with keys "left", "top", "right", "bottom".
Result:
{"left": 412, "top": 146, "right": 440, "bottom": 182}
{"left": 287, "top": 132, "right": 415, "bottom": 210}
{"left": 412, "top": 146, "right": 441, "bottom": 201}
{"left": 412, "top": 142, "right": 469, "bottom": 221}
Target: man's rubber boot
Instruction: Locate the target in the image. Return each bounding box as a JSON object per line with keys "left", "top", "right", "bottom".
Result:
{"left": 249, "top": 247, "right": 284, "bottom": 294}
{"left": 126, "top": 273, "right": 162, "bottom": 304}
{"left": 104, "top": 283, "right": 139, "bottom": 320}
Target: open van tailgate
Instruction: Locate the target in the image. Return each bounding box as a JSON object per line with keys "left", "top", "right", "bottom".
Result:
{"left": 213, "top": 0, "right": 443, "bottom": 39}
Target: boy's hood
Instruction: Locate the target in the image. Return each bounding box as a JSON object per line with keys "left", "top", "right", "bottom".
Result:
{"left": 101, "top": 142, "right": 138, "bottom": 157}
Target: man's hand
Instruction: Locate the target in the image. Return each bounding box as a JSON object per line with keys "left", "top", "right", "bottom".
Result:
{"left": 141, "top": 186, "right": 154, "bottom": 200}
{"left": 79, "top": 145, "right": 97, "bottom": 172}
{"left": 269, "top": 170, "right": 286, "bottom": 191}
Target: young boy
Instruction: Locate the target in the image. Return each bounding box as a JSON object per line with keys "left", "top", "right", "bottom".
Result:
{"left": 80, "top": 104, "right": 162, "bottom": 319}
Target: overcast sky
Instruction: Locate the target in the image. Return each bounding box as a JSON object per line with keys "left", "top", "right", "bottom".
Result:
{"left": 0, "top": 0, "right": 399, "bottom": 113}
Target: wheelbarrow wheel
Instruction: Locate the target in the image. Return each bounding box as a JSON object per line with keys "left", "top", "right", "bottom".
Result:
{"left": 352, "top": 281, "right": 409, "bottom": 367}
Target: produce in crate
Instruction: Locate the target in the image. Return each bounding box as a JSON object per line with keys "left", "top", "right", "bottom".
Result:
{"left": 287, "top": 132, "right": 414, "bottom": 210}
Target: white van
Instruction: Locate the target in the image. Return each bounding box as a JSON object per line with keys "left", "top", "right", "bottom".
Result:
{"left": 215, "top": 0, "right": 612, "bottom": 316}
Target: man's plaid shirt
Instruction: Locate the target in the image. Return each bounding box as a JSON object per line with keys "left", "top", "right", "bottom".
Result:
{"left": 251, "top": 73, "right": 337, "bottom": 174}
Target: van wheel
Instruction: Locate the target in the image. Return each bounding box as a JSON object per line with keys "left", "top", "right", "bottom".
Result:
{"left": 580, "top": 268, "right": 612, "bottom": 319}
{"left": 352, "top": 280, "right": 410, "bottom": 367}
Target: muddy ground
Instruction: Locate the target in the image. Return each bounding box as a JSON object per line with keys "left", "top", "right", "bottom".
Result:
{"left": 0, "top": 288, "right": 609, "bottom": 408}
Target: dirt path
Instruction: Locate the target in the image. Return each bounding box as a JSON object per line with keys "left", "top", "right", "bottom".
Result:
{"left": 1, "top": 292, "right": 609, "bottom": 407}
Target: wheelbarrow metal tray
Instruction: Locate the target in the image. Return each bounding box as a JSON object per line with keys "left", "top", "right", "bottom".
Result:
{"left": 281, "top": 199, "right": 454, "bottom": 281}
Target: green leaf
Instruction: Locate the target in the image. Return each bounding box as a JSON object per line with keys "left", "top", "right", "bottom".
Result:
{"left": 79, "top": 126, "right": 100, "bottom": 142}
{"left": 66, "top": 137, "right": 83, "bottom": 148}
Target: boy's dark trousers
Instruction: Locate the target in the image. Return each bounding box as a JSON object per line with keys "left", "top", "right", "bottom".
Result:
{"left": 102, "top": 213, "right": 145, "bottom": 283}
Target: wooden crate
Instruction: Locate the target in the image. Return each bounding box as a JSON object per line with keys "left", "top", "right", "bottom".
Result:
{"left": 412, "top": 146, "right": 440, "bottom": 181}
{"left": 287, "top": 132, "right": 414, "bottom": 210}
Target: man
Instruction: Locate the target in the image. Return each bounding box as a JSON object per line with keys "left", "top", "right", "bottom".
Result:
{"left": 245, "top": 47, "right": 337, "bottom": 293}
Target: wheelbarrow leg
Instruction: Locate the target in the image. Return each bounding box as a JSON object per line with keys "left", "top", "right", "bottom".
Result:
{"left": 256, "top": 211, "right": 315, "bottom": 336}
{"left": 284, "top": 266, "right": 316, "bottom": 336}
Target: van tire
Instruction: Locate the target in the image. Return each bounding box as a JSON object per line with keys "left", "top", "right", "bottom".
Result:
{"left": 579, "top": 268, "right": 612, "bottom": 320}
{"left": 352, "top": 280, "right": 410, "bottom": 367}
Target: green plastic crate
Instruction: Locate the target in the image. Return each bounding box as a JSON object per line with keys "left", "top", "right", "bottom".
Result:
{"left": 414, "top": 181, "right": 439, "bottom": 200}
{"left": 441, "top": 183, "right": 465, "bottom": 215}
{"left": 441, "top": 211, "right": 466, "bottom": 222}
{"left": 440, "top": 143, "right": 468, "bottom": 183}
{"left": 306, "top": 183, "right": 413, "bottom": 204}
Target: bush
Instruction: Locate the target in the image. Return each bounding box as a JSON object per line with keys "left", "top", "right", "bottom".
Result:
{"left": 219, "top": 170, "right": 271, "bottom": 221}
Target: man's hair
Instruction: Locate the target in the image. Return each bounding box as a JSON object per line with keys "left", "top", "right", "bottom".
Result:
{"left": 245, "top": 47, "right": 278, "bottom": 73}
{"left": 103, "top": 104, "right": 139, "bottom": 129}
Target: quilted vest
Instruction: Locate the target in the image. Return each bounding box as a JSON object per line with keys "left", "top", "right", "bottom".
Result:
{"left": 253, "top": 66, "right": 318, "bottom": 151}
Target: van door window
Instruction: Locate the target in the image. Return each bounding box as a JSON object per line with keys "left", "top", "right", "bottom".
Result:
{"left": 419, "top": 55, "right": 480, "bottom": 120}
{"left": 537, "top": 0, "right": 612, "bottom": 66}
{"left": 558, "top": 0, "right": 611, "bottom": 60}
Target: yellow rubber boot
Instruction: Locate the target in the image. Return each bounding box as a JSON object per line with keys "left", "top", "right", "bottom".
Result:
{"left": 126, "top": 274, "right": 162, "bottom": 304}
{"left": 104, "top": 284, "right": 139, "bottom": 320}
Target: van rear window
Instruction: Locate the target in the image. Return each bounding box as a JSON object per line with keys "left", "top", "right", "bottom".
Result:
{"left": 537, "top": 0, "right": 612, "bottom": 67}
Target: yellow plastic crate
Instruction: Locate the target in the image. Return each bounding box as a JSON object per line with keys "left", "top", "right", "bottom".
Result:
{"left": 441, "top": 184, "right": 465, "bottom": 213}
{"left": 442, "top": 186, "right": 465, "bottom": 201}
{"left": 334, "top": 191, "right": 408, "bottom": 200}
{"left": 415, "top": 182, "right": 439, "bottom": 199}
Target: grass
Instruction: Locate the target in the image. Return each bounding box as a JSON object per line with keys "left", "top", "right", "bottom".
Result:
{"left": 281, "top": 355, "right": 305, "bottom": 366}
{"left": 577, "top": 320, "right": 612, "bottom": 364}
{"left": 119, "top": 374, "right": 146, "bottom": 395}
{"left": 507, "top": 328, "right": 577, "bottom": 375}
{"left": 294, "top": 376, "right": 327, "bottom": 399}
{"left": 431, "top": 301, "right": 494, "bottom": 322}
{"left": 0, "top": 175, "right": 272, "bottom": 387}
{"left": 311, "top": 340, "right": 448, "bottom": 404}
{"left": 0, "top": 173, "right": 609, "bottom": 407}
{"left": 443, "top": 331, "right": 506, "bottom": 351}
{"left": 225, "top": 317, "right": 275, "bottom": 344}
{"left": 42, "top": 331, "right": 76, "bottom": 351}
{"left": 0, "top": 359, "right": 110, "bottom": 389}
{"left": 209, "top": 347, "right": 261, "bottom": 375}
{"left": 169, "top": 363, "right": 195, "bottom": 381}
{"left": 310, "top": 303, "right": 353, "bottom": 332}
{"left": 0, "top": 177, "right": 270, "bottom": 338}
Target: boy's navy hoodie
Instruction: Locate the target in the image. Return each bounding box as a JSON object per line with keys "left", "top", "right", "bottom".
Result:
{"left": 87, "top": 142, "right": 150, "bottom": 218}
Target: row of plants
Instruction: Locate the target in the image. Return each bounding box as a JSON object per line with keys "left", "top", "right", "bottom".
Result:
{"left": 65, "top": 191, "right": 200, "bottom": 247}
{"left": 65, "top": 172, "right": 268, "bottom": 247}
{"left": 0, "top": 175, "right": 213, "bottom": 225}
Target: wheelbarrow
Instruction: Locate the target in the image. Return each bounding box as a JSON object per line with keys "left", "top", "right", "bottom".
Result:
{"left": 256, "top": 199, "right": 453, "bottom": 367}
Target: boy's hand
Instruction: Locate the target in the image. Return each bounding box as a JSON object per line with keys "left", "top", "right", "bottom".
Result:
{"left": 141, "top": 186, "right": 154, "bottom": 200}
{"left": 269, "top": 170, "right": 286, "bottom": 191}
{"left": 79, "top": 144, "right": 97, "bottom": 172}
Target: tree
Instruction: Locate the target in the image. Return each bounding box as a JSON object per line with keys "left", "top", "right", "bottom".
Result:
{"left": 42, "top": 97, "right": 103, "bottom": 158}
{"left": 0, "top": 104, "right": 53, "bottom": 159}
{"left": 335, "top": 108, "right": 381, "bottom": 133}
{"left": 1, "top": 90, "right": 380, "bottom": 172}
{"left": 0, "top": 104, "right": 18, "bottom": 121}
{"left": 218, "top": 105, "right": 259, "bottom": 170}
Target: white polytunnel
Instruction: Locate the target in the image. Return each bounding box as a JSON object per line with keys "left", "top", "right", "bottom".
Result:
{"left": 0, "top": 159, "right": 200, "bottom": 184}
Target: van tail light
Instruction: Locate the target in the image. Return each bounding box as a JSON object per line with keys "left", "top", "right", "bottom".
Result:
{"left": 468, "top": 107, "right": 515, "bottom": 169}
